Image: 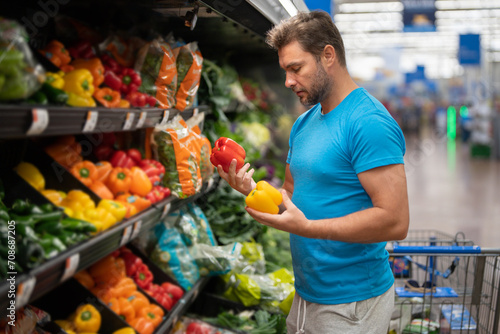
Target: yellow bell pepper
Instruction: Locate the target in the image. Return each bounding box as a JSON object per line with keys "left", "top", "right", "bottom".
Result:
{"left": 14, "top": 162, "right": 45, "bottom": 191}
{"left": 63, "top": 69, "right": 95, "bottom": 97}
{"left": 84, "top": 207, "right": 117, "bottom": 231}
{"left": 60, "top": 190, "right": 96, "bottom": 215}
{"left": 67, "top": 92, "right": 96, "bottom": 107}
{"left": 245, "top": 181, "right": 283, "bottom": 214}
{"left": 97, "top": 199, "right": 127, "bottom": 222}
{"left": 72, "top": 304, "right": 101, "bottom": 333}
{"left": 45, "top": 71, "right": 65, "bottom": 89}
{"left": 55, "top": 319, "right": 75, "bottom": 332}
{"left": 41, "top": 189, "right": 65, "bottom": 205}
{"left": 112, "top": 328, "right": 136, "bottom": 334}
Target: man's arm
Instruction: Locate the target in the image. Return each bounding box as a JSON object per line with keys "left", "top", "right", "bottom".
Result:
{"left": 246, "top": 163, "right": 409, "bottom": 243}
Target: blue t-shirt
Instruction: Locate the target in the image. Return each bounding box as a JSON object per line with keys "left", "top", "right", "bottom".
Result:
{"left": 286, "top": 87, "right": 405, "bottom": 304}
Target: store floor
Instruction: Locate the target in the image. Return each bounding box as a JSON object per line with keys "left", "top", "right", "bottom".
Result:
{"left": 404, "top": 127, "right": 500, "bottom": 248}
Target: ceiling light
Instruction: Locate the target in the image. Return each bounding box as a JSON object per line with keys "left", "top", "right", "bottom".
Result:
{"left": 277, "top": 0, "right": 298, "bottom": 16}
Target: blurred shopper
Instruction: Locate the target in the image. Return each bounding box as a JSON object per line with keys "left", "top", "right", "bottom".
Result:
{"left": 215, "top": 10, "right": 409, "bottom": 334}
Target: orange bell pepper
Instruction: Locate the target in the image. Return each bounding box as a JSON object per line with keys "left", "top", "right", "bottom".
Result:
{"left": 116, "top": 297, "right": 136, "bottom": 324}
{"left": 115, "top": 256, "right": 127, "bottom": 278}
{"left": 71, "top": 58, "right": 105, "bottom": 88}
{"left": 115, "top": 194, "right": 151, "bottom": 213}
{"left": 129, "top": 167, "right": 152, "bottom": 197}
{"left": 45, "top": 135, "right": 83, "bottom": 169}
{"left": 89, "top": 255, "right": 124, "bottom": 286}
{"left": 137, "top": 304, "right": 164, "bottom": 328}
{"left": 119, "top": 99, "right": 130, "bottom": 108}
{"left": 74, "top": 270, "right": 95, "bottom": 290}
{"left": 94, "top": 87, "right": 121, "bottom": 108}
{"left": 129, "top": 317, "right": 155, "bottom": 334}
{"left": 71, "top": 161, "right": 98, "bottom": 186}
{"left": 95, "top": 161, "right": 113, "bottom": 182}
{"left": 39, "top": 40, "right": 73, "bottom": 72}
{"left": 91, "top": 286, "right": 114, "bottom": 304}
{"left": 89, "top": 180, "right": 114, "bottom": 199}
{"left": 110, "top": 277, "right": 137, "bottom": 299}
{"left": 127, "top": 291, "right": 149, "bottom": 314}
{"left": 116, "top": 200, "right": 138, "bottom": 218}
{"left": 107, "top": 297, "right": 121, "bottom": 314}
{"left": 106, "top": 167, "right": 132, "bottom": 196}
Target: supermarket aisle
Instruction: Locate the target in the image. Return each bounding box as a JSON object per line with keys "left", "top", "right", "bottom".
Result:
{"left": 404, "top": 127, "right": 500, "bottom": 248}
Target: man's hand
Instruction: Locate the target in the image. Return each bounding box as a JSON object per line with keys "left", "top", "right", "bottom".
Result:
{"left": 246, "top": 190, "right": 312, "bottom": 237}
{"left": 217, "top": 159, "right": 257, "bottom": 196}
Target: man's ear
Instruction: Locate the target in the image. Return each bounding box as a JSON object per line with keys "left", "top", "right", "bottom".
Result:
{"left": 322, "top": 45, "right": 336, "bottom": 67}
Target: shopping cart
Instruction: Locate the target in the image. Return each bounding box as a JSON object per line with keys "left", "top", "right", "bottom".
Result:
{"left": 387, "top": 230, "right": 500, "bottom": 334}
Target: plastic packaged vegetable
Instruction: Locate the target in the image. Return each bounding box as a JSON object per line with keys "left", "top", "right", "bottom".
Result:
{"left": 135, "top": 38, "right": 177, "bottom": 108}
{"left": 0, "top": 18, "right": 45, "bottom": 101}
{"left": 152, "top": 115, "right": 202, "bottom": 198}
{"left": 173, "top": 42, "right": 203, "bottom": 111}
{"left": 186, "top": 203, "right": 216, "bottom": 246}
{"left": 189, "top": 242, "right": 242, "bottom": 277}
{"left": 150, "top": 217, "right": 199, "bottom": 290}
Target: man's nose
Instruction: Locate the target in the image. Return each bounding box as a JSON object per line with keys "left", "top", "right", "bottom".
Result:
{"left": 285, "top": 73, "right": 296, "bottom": 89}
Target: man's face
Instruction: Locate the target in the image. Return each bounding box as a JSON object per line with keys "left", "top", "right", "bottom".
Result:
{"left": 279, "top": 40, "right": 332, "bottom": 106}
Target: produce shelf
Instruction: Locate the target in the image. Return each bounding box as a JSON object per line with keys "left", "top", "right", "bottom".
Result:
{"left": 0, "top": 105, "right": 209, "bottom": 139}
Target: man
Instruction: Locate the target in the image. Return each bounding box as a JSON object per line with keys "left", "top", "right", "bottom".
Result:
{"left": 216, "top": 10, "right": 409, "bottom": 334}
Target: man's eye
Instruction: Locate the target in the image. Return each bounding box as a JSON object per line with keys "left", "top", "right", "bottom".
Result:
{"left": 292, "top": 67, "right": 300, "bottom": 73}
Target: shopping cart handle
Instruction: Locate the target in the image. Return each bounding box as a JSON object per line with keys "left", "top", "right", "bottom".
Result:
{"left": 392, "top": 245, "right": 481, "bottom": 254}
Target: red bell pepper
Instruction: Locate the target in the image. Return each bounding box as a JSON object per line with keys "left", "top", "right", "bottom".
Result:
{"left": 139, "top": 159, "right": 165, "bottom": 185}
{"left": 101, "top": 54, "right": 122, "bottom": 74}
{"left": 94, "top": 144, "right": 115, "bottom": 161}
{"left": 134, "top": 263, "right": 153, "bottom": 289}
{"left": 145, "top": 186, "right": 171, "bottom": 204}
{"left": 119, "top": 68, "right": 141, "bottom": 95}
{"left": 210, "top": 137, "right": 246, "bottom": 173}
{"left": 110, "top": 150, "right": 136, "bottom": 168}
{"left": 148, "top": 284, "right": 173, "bottom": 311}
{"left": 127, "top": 148, "right": 143, "bottom": 164}
{"left": 68, "top": 41, "right": 96, "bottom": 59}
{"left": 104, "top": 70, "right": 122, "bottom": 91}
{"left": 121, "top": 251, "right": 143, "bottom": 276}
{"left": 161, "top": 282, "right": 184, "bottom": 301}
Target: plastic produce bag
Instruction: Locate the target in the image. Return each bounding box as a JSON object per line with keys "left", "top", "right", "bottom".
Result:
{"left": 0, "top": 18, "right": 45, "bottom": 101}
{"left": 173, "top": 42, "right": 203, "bottom": 111}
{"left": 186, "top": 203, "right": 216, "bottom": 246}
{"left": 152, "top": 115, "right": 202, "bottom": 198}
{"left": 186, "top": 112, "right": 214, "bottom": 182}
{"left": 190, "top": 242, "right": 242, "bottom": 277}
{"left": 135, "top": 38, "right": 177, "bottom": 108}
{"left": 150, "top": 219, "right": 200, "bottom": 290}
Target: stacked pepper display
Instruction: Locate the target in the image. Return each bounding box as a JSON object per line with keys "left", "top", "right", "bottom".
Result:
{"left": 0, "top": 178, "right": 96, "bottom": 278}
{"left": 76, "top": 253, "right": 166, "bottom": 334}
{"left": 36, "top": 39, "right": 157, "bottom": 108}
{"left": 93, "top": 136, "right": 171, "bottom": 205}
{"left": 119, "top": 247, "right": 184, "bottom": 311}
{"left": 14, "top": 161, "right": 127, "bottom": 233}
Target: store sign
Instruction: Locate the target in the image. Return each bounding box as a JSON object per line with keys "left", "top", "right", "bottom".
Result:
{"left": 402, "top": 0, "right": 436, "bottom": 32}
{"left": 458, "top": 34, "right": 481, "bottom": 66}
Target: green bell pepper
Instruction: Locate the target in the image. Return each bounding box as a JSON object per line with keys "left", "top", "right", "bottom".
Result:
{"left": 41, "top": 83, "right": 68, "bottom": 105}
{"left": 27, "top": 90, "right": 48, "bottom": 105}
{"left": 17, "top": 238, "right": 44, "bottom": 269}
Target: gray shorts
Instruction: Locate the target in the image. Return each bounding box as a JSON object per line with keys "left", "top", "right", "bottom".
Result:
{"left": 286, "top": 285, "right": 395, "bottom": 334}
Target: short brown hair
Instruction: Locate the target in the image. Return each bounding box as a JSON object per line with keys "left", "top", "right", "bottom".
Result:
{"left": 266, "top": 10, "right": 346, "bottom": 67}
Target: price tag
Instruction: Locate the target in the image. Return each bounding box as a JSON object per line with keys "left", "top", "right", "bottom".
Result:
{"left": 131, "top": 220, "right": 142, "bottom": 240}
{"left": 157, "top": 110, "right": 170, "bottom": 127}
{"left": 82, "top": 111, "right": 98, "bottom": 132}
{"left": 161, "top": 203, "right": 171, "bottom": 219}
{"left": 60, "top": 253, "right": 80, "bottom": 282}
{"left": 16, "top": 276, "right": 36, "bottom": 309}
{"left": 120, "top": 226, "right": 132, "bottom": 246}
{"left": 26, "top": 108, "right": 49, "bottom": 135}
{"left": 122, "top": 112, "right": 135, "bottom": 130}
{"left": 136, "top": 111, "right": 147, "bottom": 128}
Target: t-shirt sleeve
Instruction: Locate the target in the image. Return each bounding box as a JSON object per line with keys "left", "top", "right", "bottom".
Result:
{"left": 349, "top": 111, "right": 406, "bottom": 174}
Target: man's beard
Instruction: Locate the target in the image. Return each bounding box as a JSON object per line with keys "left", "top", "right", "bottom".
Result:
{"left": 300, "top": 63, "right": 332, "bottom": 106}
